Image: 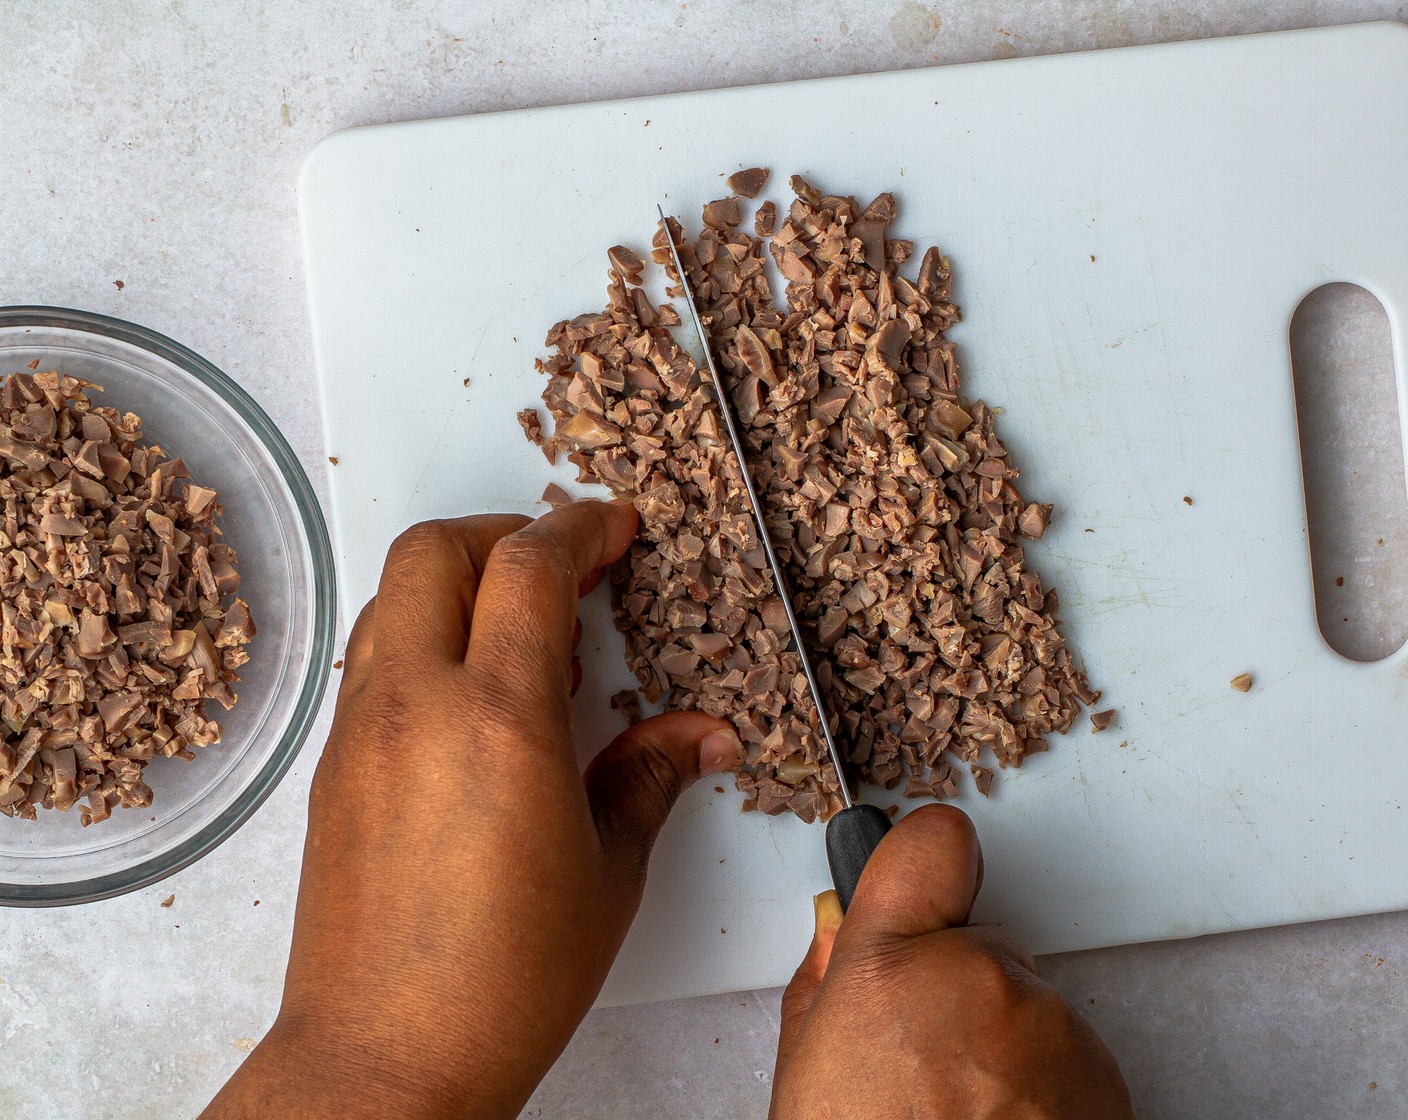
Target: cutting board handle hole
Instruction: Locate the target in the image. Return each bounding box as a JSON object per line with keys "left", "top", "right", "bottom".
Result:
{"left": 1290, "top": 282, "right": 1408, "bottom": 661}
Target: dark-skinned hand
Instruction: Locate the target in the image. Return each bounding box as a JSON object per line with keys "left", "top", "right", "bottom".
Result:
{"left": 203, "top": 502, "right": 740, "bottom": 1119}
{"left": 770, "top": 805, "right": 1135, "bottom": 1119}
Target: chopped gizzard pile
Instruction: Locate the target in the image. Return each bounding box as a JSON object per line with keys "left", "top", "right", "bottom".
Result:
{"left": 524, "top": 170, "right": 1097, "bottom": 821}
{"left": 0, "top": 371, "right": 254, "bottom": 824}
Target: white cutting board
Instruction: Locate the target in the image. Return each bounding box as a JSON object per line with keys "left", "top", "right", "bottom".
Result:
{"left": 299, "top": 23, "right": 1408, "bottom": 1007}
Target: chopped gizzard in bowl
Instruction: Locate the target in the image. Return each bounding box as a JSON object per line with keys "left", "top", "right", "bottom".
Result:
{"left": 523, "top": 171, "right": 1097, "bottom": 822}
{"left": 0, "top": 370, "right": 254, "bottom": 825}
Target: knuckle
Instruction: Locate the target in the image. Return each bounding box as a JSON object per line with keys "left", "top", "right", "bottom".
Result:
{"left": 462, "top": 694, "right": 569, "bottom": 769}
{"left": 1033, "top": 985, "right": 1086, "bottom": 1033}
{"left": 311, "top": 676, "right": 484, "bottom": 813}
{"left": 355, "top": 680, "right": 418, "bottom": 731}
{"left": 490, "top": 530, "right": 575, "bottom": 583}
{"left": 345, "top": 602, "right": 376, "bottom": 654}
{"left": 325, "top": 680, "right": 421, "bottom": 768}
{"left": 831, "top": 939, "right": 908, "bottom": 994}
{"left": 971, "top": 945, "right": 1023, "bottom": 993}
{"left": 618, "top": 737, "right": 685, "bottom": 817}
{"left": 783, "top": 958, "right": 821, "bottom": 999}
{"left": 464, "top": 687, "right": 558, "bottom": 741}
{"left": 949, "top": 939, "right": 1035, "bottom": 1015}
{"left": 307, "top": 751, "right": 336, "bottom": 809}
{"left": 386, "top": 519, "right": 458, "bottom": 566}
{"left": 591, "top": 735, "right": 687, "bottom": 871}
{"left": 308, "top": 733, "right": 361, "bottom": 817}
{"left": 348, "top": 595, "right": 377, "bottom": 634}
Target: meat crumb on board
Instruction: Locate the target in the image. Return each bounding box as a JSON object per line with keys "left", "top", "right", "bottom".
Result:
{"left": 526, "top": 174, "right": 1099, "bottom": 820}
{"left": 610, "top": 689, "right": 642, "bottom": 725}
{"left": 540, "top": 482, "right": 573, "bottom": 508}
{"left": 1230, "top": 673, "right": 1253, "bottom": 692}
{"left": 519, "top": 407, "right": 554, "bottom": 464}
{"left": 726, "top": 167, "right": 770, "bottom": 198}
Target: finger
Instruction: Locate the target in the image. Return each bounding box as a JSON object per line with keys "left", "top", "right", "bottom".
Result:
{"left": 464, "top": 501, "right": 638, "bottom": 722}
{"left": 584, "top": 711, "right": 739, "bottom": 890}
{"left": 777, "top": 890, "right": 844, "bottom": 1069}
{"left": 834, "top": 804, "right": 983, "bottom": 949}
{"left": 579, "top": 567, "right": 605, "bottom": 597}
{"left": 341, "top": 596, "right": 377, "bottom": 690}
{"left": 373, "top": 514, "right": 531, "bottom": 668}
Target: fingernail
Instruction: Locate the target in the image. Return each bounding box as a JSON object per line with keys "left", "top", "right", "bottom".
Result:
{"left": 699, "top": 729, "right": 743, "bottom": 776}
{"left": 813, "top": 890, "right": 843, "bottom": 937}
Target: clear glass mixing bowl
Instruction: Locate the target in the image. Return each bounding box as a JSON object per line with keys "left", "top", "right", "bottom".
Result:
{"left": 0, "top": 307, "right": 335, "bottom": 905}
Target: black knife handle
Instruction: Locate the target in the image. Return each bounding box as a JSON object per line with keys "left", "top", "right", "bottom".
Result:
{"left": 826, "top": 803, "right": 893, "bottom": 913}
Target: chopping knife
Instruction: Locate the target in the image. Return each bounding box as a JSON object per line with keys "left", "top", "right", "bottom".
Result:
{"left": 657, "top": 207, "right": 892, "bottom": 912}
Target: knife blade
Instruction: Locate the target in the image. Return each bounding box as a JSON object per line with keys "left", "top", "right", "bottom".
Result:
{"left": 656, "top": 206, "right": 891, "bottom": 911}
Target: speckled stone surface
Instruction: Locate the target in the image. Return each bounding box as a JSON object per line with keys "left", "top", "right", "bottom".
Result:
{"left": 1, "top": 3, "right": 1405, "bottom": 1118}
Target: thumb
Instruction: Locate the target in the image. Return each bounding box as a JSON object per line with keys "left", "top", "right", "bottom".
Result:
{"left": 834, "top": 804, "right": 984, "bottom": 948}
{"left": 776, "top": 889, "right": 844, "bottom": 1069}
{"left": 584, "top": 711, "right": 742, "bottom": 888}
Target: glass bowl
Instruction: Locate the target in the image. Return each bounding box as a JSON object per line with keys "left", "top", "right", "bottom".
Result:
{"left": 0, "top": 307, "right": 335, "bottom": 905}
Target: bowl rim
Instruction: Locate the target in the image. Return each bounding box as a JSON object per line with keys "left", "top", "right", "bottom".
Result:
{"left": 0, "top": 305, "right": 336, "bottom": 906}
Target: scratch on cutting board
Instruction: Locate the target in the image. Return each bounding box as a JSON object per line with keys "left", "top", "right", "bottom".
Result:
{"left": 404, "top": 317, "right": 500, "bottom": 507}
{"left": 1138, "top": 223, "right": 1185, "bottom": 467}
{"left": 992, "top": 328, "right": 1121, "bottom": 373}
{"left": 1074, "top": 752, "right": 1093, "bottom": 819}
{"left": 1022, "top": 244, "right": 1054, "bottom": 277}
{"left": 1154, "top": 756, "right": 1201, "bottom": 788}
{"left": 1231, "top": 794, "right": 1261, "bottom": 846}
{"left": 1230, "top": 797, "right": 1309, "bottom": 912}
{"left": 1080, "top": 587, "right": 1174, "bottom": 618}
{"left": 1191, "top": 737, "right": 1208, "bottom": 810}
{"left": 1169, "top": 686, "right": 1244, "bottom": 722}
{"left": 1186, "top": 756, "right": 1240, "bottom": 924}
{"left": 404, "top": 408, "right": 458, "bottom": 509}
{"left": 1103, "top": 320, "right": 1162, "bottom": 350}
{"left": 765, "top": 823, "right": 785, "bottom": 864}
{"left": 462, "top": 316, "right": 495, "bottom": 374}
{"left": 1133, "top": 581, "right": 1154, "bottom": 615}
{"left": 676, "top": 798, "right": 713, "bottom": 823}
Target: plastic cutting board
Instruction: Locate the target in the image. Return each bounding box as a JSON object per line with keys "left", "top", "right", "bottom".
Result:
{"left": 299, "top": 23, "right": 1408, "bottom": 1006}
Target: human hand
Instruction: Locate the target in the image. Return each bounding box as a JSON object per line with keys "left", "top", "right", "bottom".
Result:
{"left": 203, "top": 502, "right": 739, "bottom": 1120}
{"left": 770, "top": 806, "right": 1135, "bottom": 1119}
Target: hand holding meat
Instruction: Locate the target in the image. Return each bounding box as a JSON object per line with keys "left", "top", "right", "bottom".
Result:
{"left": 769, "top": 806, "right": 1135, "bottom": 1119}
{"left": 202, "top": 501, "right": 737, "bottom": 1120}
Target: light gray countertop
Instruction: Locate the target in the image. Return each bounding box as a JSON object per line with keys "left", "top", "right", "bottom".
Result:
{"left": 2, "top": 3, "right": 1405, "bottom": 1117}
